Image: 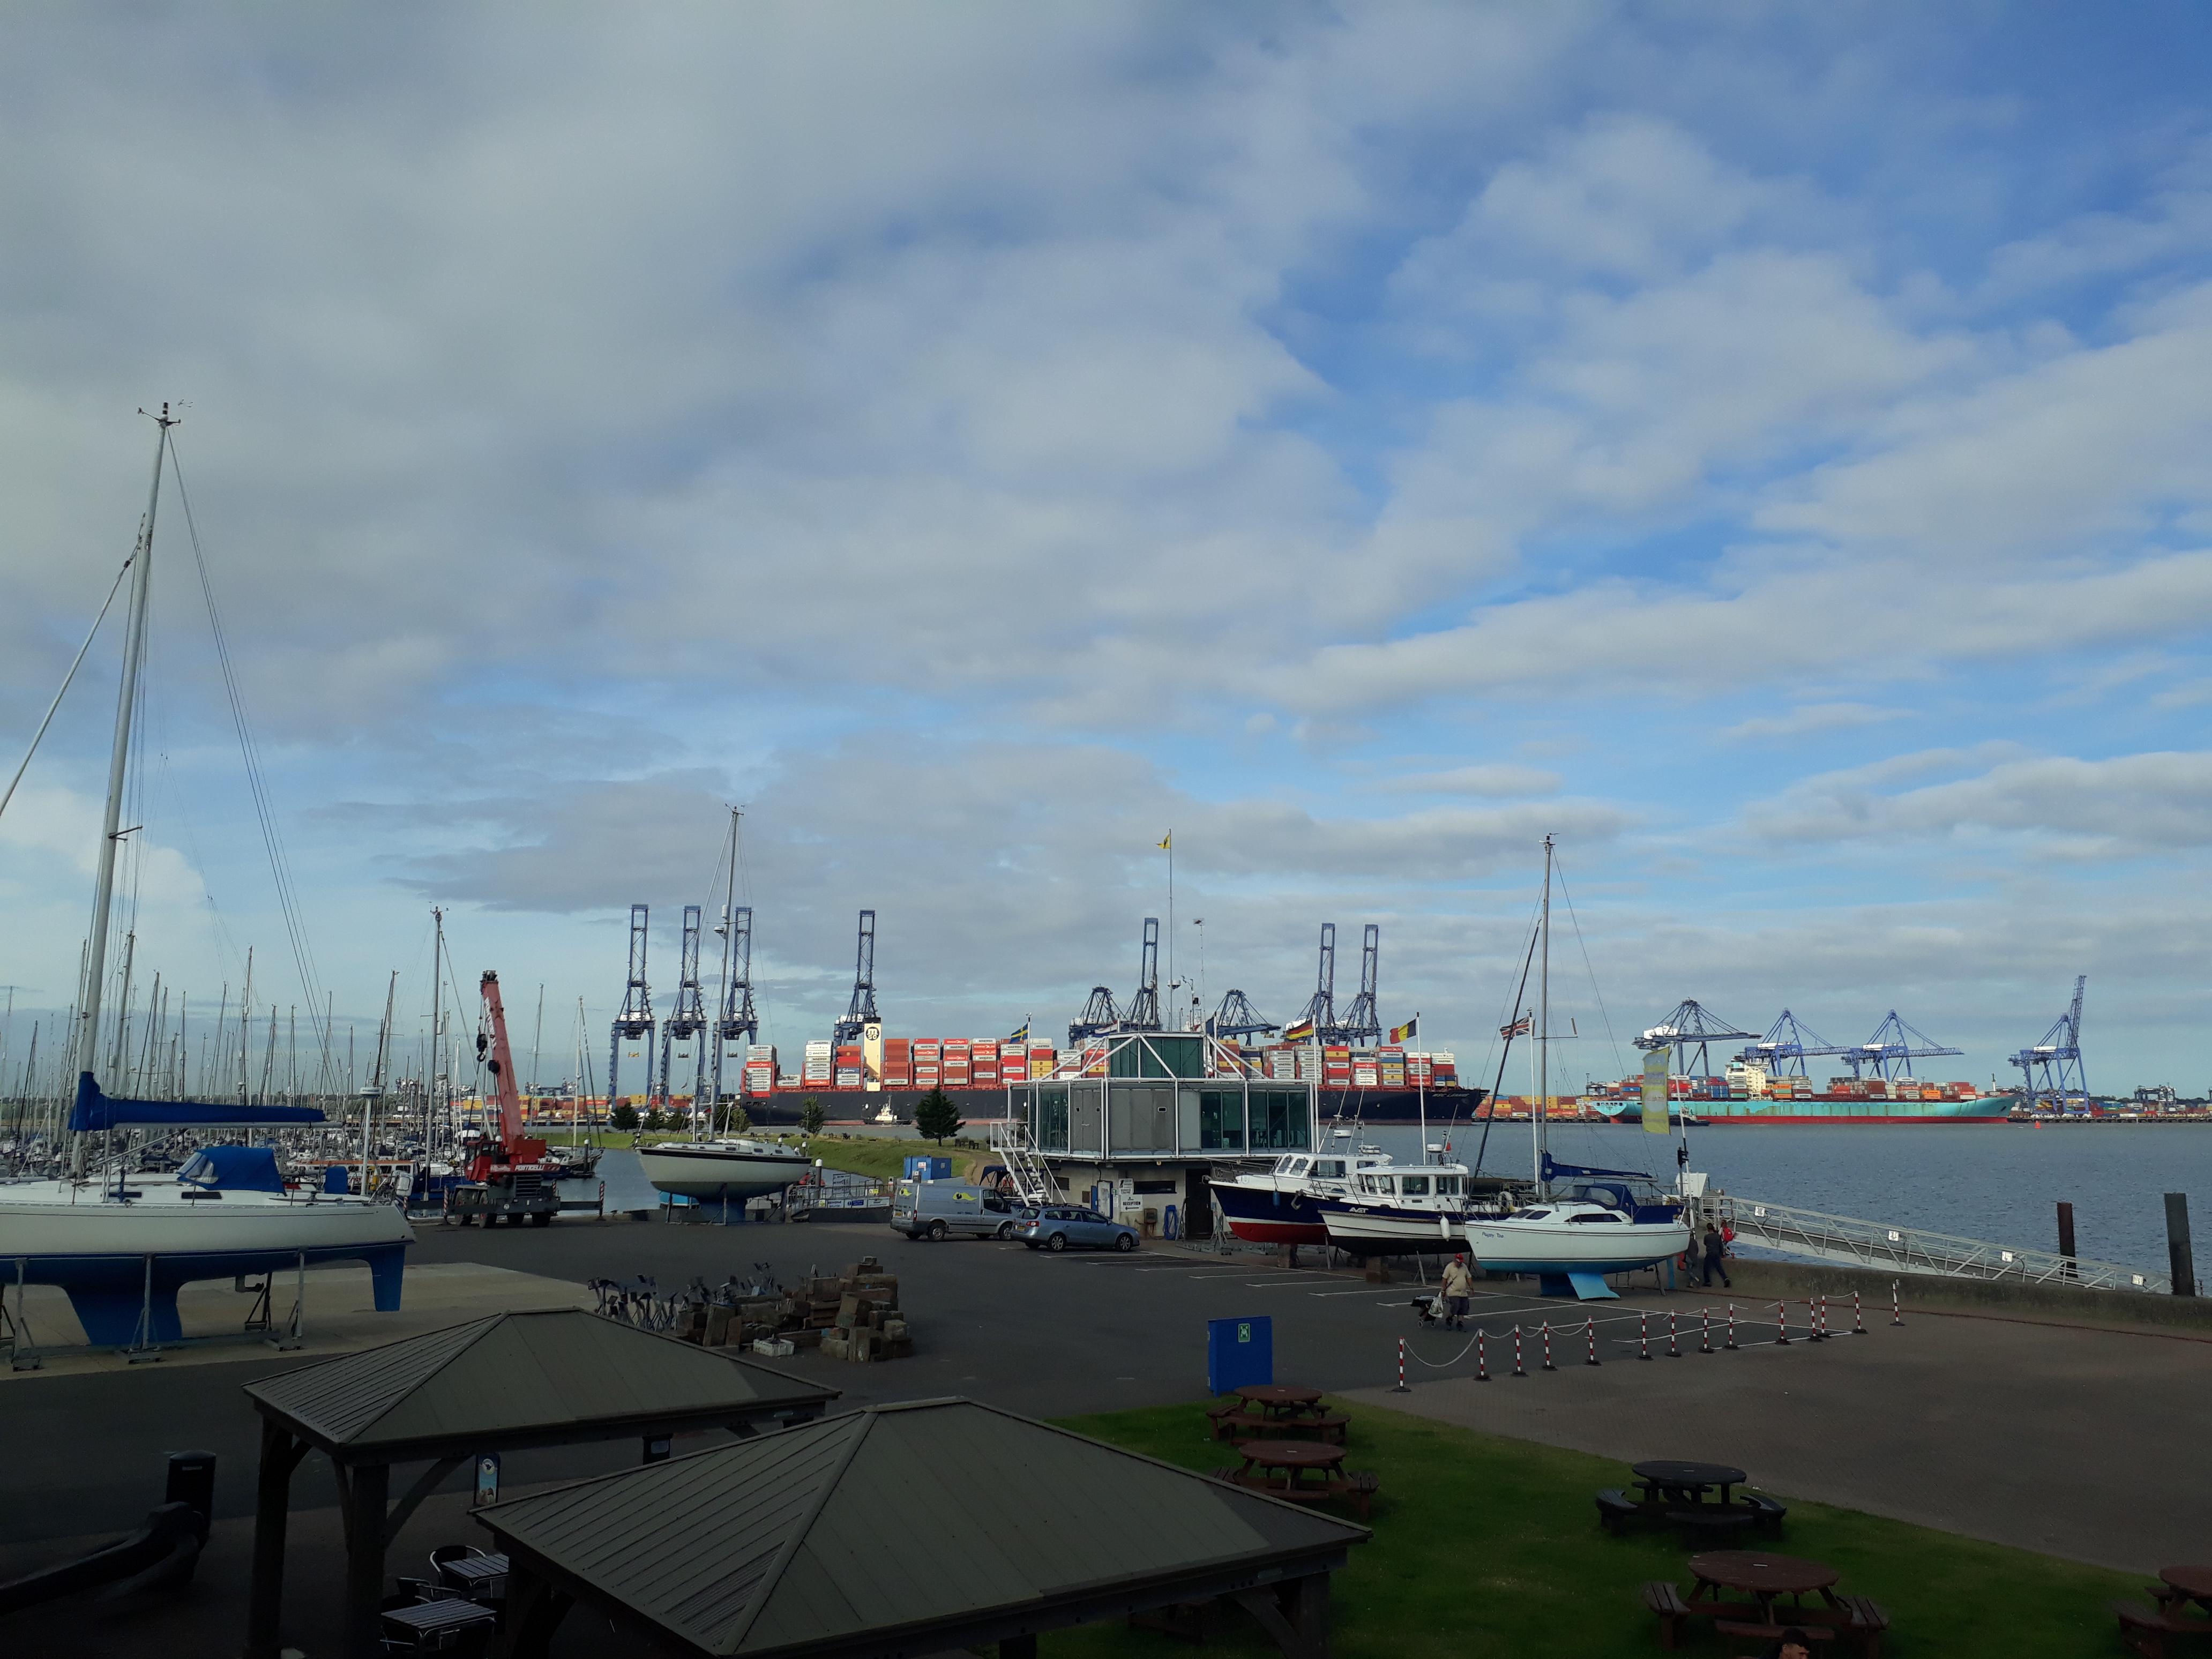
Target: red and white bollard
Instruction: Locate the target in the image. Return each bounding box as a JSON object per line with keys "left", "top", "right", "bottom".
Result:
{"left": 1667, "top": 1311, "right": 1683, "bottom": 1358}
{"left": 1700, "top": 1307, "right": 1714, "bottom": 1354}
{"left": 1638, "top": 1311, "right": 1653, "bottom": 1361}
{"left": 1394, "top": 1335, "right": 1409, "bottom": 1392}
{"left": 1512, "top": 1325, "right": 1527, "bottom": 1377}
{"left": 1807, "top": 1297, "right": 1825, "bottom": 1341}
{"left": 1852, "top": 1290, "right": 1866, "bottom": 1335}
{"left": 1775, "top": 1299, "right": 1791, "bottom": 1345}
{"left": 1893, "top": 1280, "right": 1904, "bottom": 1326}
{"left": 1541, "top": 1320, "right": 1557, "bottom": 1371}
{"left": 1586, "top": 1320, "right": 1601, "bottom": 1367}
{"left": 1475, "top": 1328, "right": 1490, "bottom": 1382}
{"left": 1725, "top": 1303, "right": 1739, "bottom": 1350}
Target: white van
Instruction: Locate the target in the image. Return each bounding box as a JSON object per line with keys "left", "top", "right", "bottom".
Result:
{"left": 891, "top": 1180, "right": 1029, "bottom": 1241}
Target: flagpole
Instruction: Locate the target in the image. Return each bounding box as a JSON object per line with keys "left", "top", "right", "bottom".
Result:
{"left": 1165, "top": 832, "right": 1174, "bottom": 1027}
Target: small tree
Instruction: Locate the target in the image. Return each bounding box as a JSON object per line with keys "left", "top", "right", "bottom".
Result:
{"left": 728, "top": 1103, "right": 752, "bottom": 1135}
{"left": 914, "top": 1087, "right": 964, "bottom": 1145}
{"left": 799, "top": 1095, "right": 826, "bottom": 1137}
{"left": 610, "top": 1102, "right": 639, "bottom": 1132}
{"left": 642, "top": 1108, "right": 666, "bottom": 1133}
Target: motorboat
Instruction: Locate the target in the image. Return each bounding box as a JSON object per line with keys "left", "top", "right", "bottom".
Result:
{"left": 1318, "top": 1160, "right": 1478, "bottom": 1255}
{"left": 636, "top": 1138, "right": 814, "bottom": 1201}
{"left": 1208, "top": 1145, "right": 1394, "bottom": 1246}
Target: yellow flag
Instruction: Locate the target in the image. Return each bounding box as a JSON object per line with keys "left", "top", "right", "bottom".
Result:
{"left": 1157, "top": 832, "right": 1171, "bottom": 850}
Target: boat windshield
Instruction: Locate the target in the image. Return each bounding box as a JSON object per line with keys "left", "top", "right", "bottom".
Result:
{"left": 1311, "top": 1159, "right": 1346, "bottom": 1179}
{"left": 1399, "top": 1175, "right": 1430, "bottom": 1196}
{"left": 1514, "top": 1208, "right": 1552, "bottom": 1221}
{"left": 1279, "top": 1157, "right": 1310, "bottom": 1177}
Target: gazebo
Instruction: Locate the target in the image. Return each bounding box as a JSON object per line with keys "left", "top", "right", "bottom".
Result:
{"left": 475, "top": 1397, "right": 1370, "bottom": 1659}
{"left": 241, "top": 1307, "right": 840, "bottom": 1658}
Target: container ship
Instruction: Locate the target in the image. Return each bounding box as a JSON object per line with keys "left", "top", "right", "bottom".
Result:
{"left": 1581, "top": 1060, "right": 2011, "bottom": 1125}
{"left": 611, "top": 1034, "right": 1480, "bottom": 1126}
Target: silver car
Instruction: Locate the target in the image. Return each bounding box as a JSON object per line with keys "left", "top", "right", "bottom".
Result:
{"left": 1018, "top": 1205, "right": 1139, "bottom": 1253}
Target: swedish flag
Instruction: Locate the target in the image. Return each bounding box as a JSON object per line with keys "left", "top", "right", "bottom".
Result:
{"left": 1007, "top": 1022, "right": 1029, "bottom": 1045}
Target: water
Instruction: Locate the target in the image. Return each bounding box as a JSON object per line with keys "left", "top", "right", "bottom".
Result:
{"left": 1339, "top": 1120, "right": 2212, "bottom": 1276}
{"left": 564, "top": 1147, "right": 657, "bottom": 1212}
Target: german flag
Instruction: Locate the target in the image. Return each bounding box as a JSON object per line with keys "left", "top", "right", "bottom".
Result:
{"left": 1282, "top": 1017, "right": 1316, "bottom": 1043}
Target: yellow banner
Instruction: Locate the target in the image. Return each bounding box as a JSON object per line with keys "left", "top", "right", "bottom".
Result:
{"left": 1640, "top": 1048, "right": 1671, "bottom": 1134}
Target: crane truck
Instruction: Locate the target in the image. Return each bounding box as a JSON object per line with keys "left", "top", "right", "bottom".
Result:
{"left": 444, "top": 970, "right": 562, "bottom": 1227}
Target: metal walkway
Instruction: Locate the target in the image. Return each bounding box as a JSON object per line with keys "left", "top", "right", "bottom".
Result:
{"left": 1709, "top": 1193, "right": 2170, "bottom": 1296}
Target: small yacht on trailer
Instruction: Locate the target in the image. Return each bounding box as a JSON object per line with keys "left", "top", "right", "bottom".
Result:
{"left": 1208, "top": 1139, "right": 1394, "bottom": 1246}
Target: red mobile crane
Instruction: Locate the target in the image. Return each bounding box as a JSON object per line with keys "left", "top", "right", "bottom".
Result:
{"left": 445, "top": 970, "right": 561, "bottom": 1228}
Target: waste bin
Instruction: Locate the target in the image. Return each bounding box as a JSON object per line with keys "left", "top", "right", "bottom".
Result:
{"left": 166, "top": 1450, "right": 217, "bottom": 1532}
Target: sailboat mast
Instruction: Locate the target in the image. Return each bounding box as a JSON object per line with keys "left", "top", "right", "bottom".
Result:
{"left": 1536, "top": 834, "right": 1552, "bottom": 1196}
{"left": 72, "top": 408, "right": 171, "bottom": 1165}
{"left": 430, "top": 907, "right": 445, "bottom": 1158}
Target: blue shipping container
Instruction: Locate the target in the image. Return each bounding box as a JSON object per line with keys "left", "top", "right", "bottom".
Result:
{"left": 903, "top": 1155, "right": 953, "bottom": 1182}
{"left": 1206, "top": 1315, "right": 1273, "bottom": 1396}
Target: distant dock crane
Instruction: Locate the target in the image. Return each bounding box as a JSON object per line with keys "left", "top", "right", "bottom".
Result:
{"left": 1292, "top": 924, "right": 1337, "bottom": 1038}
{"left": 660, "top": 904, "right": 707, "bottom": 1115}
{"left": 832, "top": 910, "right": 879, "bottom": 1045}
{"left": 1327, "top": 924, "right": 1382, "bottom": 1046}
{"left": 709, "top": 902, "right": 757, "bottom": 1104}
{"left": 1846, "top": 1010, "right": 1963, "bottom": 1080}
{"left": 1637, "top": 1000, "right": 1759, "bottom": 1076}
{"left": 1120, "top": 917, "right": 1163, "bottom": 1032}
{"left": 1738, "top": 1010, "right": 1849, "bottom": 1077}
{"left": 1207, "top": 989, "right": 1279, "bottom": 1041}
{"left": 607, "top": 903, "right": 654, "bottom": 1109}
{"left": 2010, "top": 974, "right": 2089, "bottom": 1111}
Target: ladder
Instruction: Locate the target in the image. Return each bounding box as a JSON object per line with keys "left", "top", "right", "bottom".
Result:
{"left": 988, "top": 1117, "right": 1053, "bottom": 1207}
{"left": 1707, "top": 1193, "right": 2169, "bottom": 1295}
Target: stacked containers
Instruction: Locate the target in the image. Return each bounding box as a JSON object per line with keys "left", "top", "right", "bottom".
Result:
{"left": 1377, "top": 1044, "right": 1407, "bottom": 1088}
{"left": 913, "top": 1039, "right": 941, "bottom": 1090}
{"left": 743, "top": 1042, "right": 777, "bottom": 1095}
{"left": 1321, "top": 1044, "right": 1352, "bottom": 1089}
{"left": 881, "top": 1037, "right": 913, "bottom": 1089}
{"left": 1029, "top": 1041, "right": 1057, "bottom": 1079}
{"left": 834, "top": 1043, "right": 864, "bottom": 1089}
{"left": 941, "top": 1039, "right": 972, "bottom": 1089}
{"left": 970, "top": 1040, "right": 999, "bottom": 1086}
{"left": 1430, "top": 1051, "right": 1457, "bottom": 1087}
{"left": 803, "top": 1039, "right": 833, "bottom": 1086}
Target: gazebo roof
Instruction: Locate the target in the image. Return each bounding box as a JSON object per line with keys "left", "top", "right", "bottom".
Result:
{"left": 475, "top": 1397, "right": 1369, "bottom": 1658}
{"left": 244, "top": 1309, "right": 839, "bottom": 1460}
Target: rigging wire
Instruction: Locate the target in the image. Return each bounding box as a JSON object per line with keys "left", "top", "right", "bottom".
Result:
{"left": 165, "top": 438, "right": 335, "bottom": 1085}
{"left": 1470, "top": 908, "right": 1542, "bottom": 1179}
{"left": 0, "top": 557, "right": 132, "bottom": 825}
{"left": 1551, "top": 853, "right": 1627, "bottom": 1082}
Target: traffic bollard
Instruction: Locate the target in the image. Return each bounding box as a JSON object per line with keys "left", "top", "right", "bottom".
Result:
{"left": 1476, "top": 1328, "right": 1490, "bottom": 1382}
{"left": 1585, "top": 1320, "right": 1601, "bottom": 1366}
{"left": 1725, "top": 1303, "right": 1739, "bottom": 1350}
{"left": 1541, "top": 1320, "right": 1557, "bottom": 1371}
{"left": 1892, "top": 1280, "right": 1904, "bottom": 1326}
{"left": 1852, "top": 1290, "right": 1866, "bottom": 1335}
{"left": 1512, "top": 1326, "right": 1527, "bottom": 1377}
{"left": 1700, "top": 1307, "right": 1714, "bottom": 1354}
{"left": 1394, "top": 1336, "right": 1408, "bottom": 1392}
{"left": 1638, "top": 1311, "right": 1652, "bottom": 1361}
{"left": 1667, "top": 1310, "right": 1682, "bottom": 1358}
{"left": 1775, "top": 1299, "right": 1791, "bottom": 1344}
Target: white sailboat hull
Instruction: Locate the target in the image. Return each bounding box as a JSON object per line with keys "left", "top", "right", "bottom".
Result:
{"left": 636, "top": 1142, "right": 813, "bottom": 1201}
{"left": 1462, "top": 1213, "right": 1691, "bottom": 1276}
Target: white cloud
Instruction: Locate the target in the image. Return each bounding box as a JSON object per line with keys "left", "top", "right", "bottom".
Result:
{"left": 1379, "top": 764, "right": 1563, "bottom": 796}
{"left": 1725, "top": 703, "right": 1912, "bottom": 742}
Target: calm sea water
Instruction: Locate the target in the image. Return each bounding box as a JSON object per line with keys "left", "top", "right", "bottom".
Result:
{"left": 1346, "top": 1120, "right": 2212, "bottom": 1275}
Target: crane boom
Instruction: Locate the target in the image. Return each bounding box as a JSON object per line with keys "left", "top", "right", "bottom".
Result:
{"left": 476, "top": 971, "right": 544, "bottom": 1167}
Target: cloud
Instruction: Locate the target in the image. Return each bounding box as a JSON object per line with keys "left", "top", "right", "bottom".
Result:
{"left": 1724, "top": 703, "right": 1912, "bottom": 742}
{"left": 1379, "top": 765, "right": 1563, "bottom": 796}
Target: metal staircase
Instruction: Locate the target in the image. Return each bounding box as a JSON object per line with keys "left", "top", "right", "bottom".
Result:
{"left": 989, "top": 1117, "right": 1054, "bottom": 1207}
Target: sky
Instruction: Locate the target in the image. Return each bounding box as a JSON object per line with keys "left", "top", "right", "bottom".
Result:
{"left": 2, "top": 3, "right": 2209, "bottom": 1097}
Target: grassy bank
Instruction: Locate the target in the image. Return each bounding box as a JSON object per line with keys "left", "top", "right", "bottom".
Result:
{"left": 1048, "top": 1399, "right": 2134, "bottom": 1658}
{"left": 542, "top": 1127, "right": 987, "bottom": 1184}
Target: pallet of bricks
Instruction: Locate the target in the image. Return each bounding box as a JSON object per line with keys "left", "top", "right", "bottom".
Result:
{"left": 814, "top": 1256, "right": 912, "bottom": 1363}
{"left": 675, "top": 1291, "right": 817, "bottom": 1355}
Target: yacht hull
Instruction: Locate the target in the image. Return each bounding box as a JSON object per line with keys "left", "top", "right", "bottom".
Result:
{"left": 1320, "top": 1201, "right": 1467, "bottom": 1256}
{"left": 1462, "top": 1215, "right": 1691, "bottom": 1277}
{"left": 0, "top": 1180, "right": 413, "bottom": 1346}
{"left": 636, "top": 1144, "right": 813, "bottom": 1201}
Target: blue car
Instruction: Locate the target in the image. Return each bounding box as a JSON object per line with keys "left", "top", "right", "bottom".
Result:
{"left": 1018, "top": 1205, "right": 1139, "bottom": 1253}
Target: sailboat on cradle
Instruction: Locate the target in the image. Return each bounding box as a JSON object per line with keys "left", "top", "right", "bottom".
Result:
{"left": 0, "top": 409, "right": 412, "bottom": 1350}
{"left": 1461, "top": 835, "right": 1693, "bottom": 1300}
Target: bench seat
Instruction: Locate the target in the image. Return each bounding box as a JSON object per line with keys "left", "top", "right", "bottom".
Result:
{"left": 2115, "top": 1599, "right": 2212, "bottom": 1659}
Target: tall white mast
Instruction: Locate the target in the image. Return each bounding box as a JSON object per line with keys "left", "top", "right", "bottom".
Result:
{"left": 71, "top": 407, "right": 171, "bottom": 1175}
{"left": 1535, "top": 834, "right": 1552, "bottom": 1196}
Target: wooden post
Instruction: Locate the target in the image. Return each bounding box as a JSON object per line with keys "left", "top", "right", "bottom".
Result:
{"left": 245, "top": 1417, "right": 298, "bottom": 1659}
{"left": 2056, "top": 1201, "right": 2077, "bottom": 1280}
{"left": 338, "top": 1459, "right": 391, "bottom": 1659}
{"left": 1286, "top": 1569, "right": 1332, "bottom": 1659}
{"left": 500, "top": 1560, "right": 576, "bottom": 1659}
{"left": 2166, "top": 1193, "right": 2196, "bottom": 1297}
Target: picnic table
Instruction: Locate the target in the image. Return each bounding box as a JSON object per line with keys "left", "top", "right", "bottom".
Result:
{"left": 1691, "top": 1550, "right": 1839, "bottom": 1619}
{"left": 1237, "top": 1383, "right": 1325, "bottom": 1418}
{"left": 1645, "top": 1551, "right": 1888, "bottom": 1656}
{"left": 2158, "top": 1566, "right": 2212, "bottom": 1615}
{"left": 1208, "top": 1386, "right": 1349, "bottom": 1444}
{"left": 1220, "top": 1438, "right": 1379, "bottom": 1518}
{"left": 1634, "top": 1460, "right": 1747, "bottom": 1506}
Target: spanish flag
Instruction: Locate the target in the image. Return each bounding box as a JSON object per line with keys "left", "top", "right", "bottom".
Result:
{"left": 1157, "top": 832, "right": 1171, "bottom": 850}
{"left": 1283, "top": 1016, "right": 1316, "bottom": 1043}
{"left": 1389, "top": 1015, "right": 1419, "bottom": 1044}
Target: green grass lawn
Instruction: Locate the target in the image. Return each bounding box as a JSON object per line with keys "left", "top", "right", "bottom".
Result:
{"left": 1046, "top": 1399, "right": 2135, "bottom": 1658}
{"left": 539, "top": 1126, "right": 984, "bottom": 1184}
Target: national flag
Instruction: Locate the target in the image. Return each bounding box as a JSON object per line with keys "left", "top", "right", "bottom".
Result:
{"left": 1283, "top": 1016, "right": 1316, "bottom": 1043}
{"left": 1389, "top": 1015, "right": 1419, "bottom": 1044}
{"left": 1499, "top": 1012, "right": 1534, "bottom": 1039}
{"left": 1157, "top": 832, "right": 1171, "bottom": 850}
{"left": 1007, "top": 1022, "right": 1029, "bottom": 1045}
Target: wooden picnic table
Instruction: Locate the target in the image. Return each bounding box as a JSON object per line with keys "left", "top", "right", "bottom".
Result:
{"left": 2158, "top": 1565, "right": 2212, "bottom": 1613}
{"left": 1633, "top": 1460, "right": 1748, "bottom": 1506}
{"left": 1236, "top": 1383, "right": 1325, "bottom": 1419}
{"left": 1228, "top": 1438, "right": 1379, "bottom": 1518}
{"left": 1690, "top": 1550, "right": 1842, "bottom": 1624}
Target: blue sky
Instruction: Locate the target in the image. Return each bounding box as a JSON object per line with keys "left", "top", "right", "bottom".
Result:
{"left": 1, "top": 4, "right": 2208, "bottom": 1094}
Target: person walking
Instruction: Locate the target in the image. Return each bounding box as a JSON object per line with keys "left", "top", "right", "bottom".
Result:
{"left": 1439, "top": 1251, "right": 1476, "bottom": 1329}
{"left": 1699, "top": 1221, "right": 1732, "bottom": 1289}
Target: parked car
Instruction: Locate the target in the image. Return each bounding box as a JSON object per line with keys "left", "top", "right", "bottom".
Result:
{"left": 891, "top": 1180, "right": 1031, "bottom": 1240}
{"left": 1018, "top": 1205, "right": 1139, "bottom": 1253}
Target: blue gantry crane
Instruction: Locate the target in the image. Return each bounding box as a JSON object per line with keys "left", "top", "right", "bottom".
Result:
{"left": 1291, "top": 924, "right": 1337, "bottom": 1037}
{"left": 1120, "top": 917, "right": 1163, "bottom": 1032}
{"left": 1327, "top": 924, "right": 1382, "bottom": 1045}
{"left": 709, "top": 902, "right": 757, "bottom": 1104}
{"left": 659, "top": 904, "right": 707, "bottom": 1114}
{"left": 1738, "top": 1010, "right": 1851, "bottom": 1078}
{"left": 831, "top": 910, "right": 879, "bottom": 1046}
{"left": 1207, "top": 988, "right": 1279, "bottom": 1041}
{"left": 1067, "top": 985, "right": 1122, "bottom": 1046}
{"left": 2010, "top": 974, "right": 2089, "bottom": 1111}
{"left": 1846, "top": 1010, "right": 1963, "bottom": 1080}
{"left": 608, "top": 903, "right": 654, "bottom": 1110}
{"left": 1636, "top": 1000, "right": 1760, "bottom": 1076}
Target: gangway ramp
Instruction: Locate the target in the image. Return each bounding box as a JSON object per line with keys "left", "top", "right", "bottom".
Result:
{"left": 1712, "top": 1193, "right": 2170, "bottom": 1295}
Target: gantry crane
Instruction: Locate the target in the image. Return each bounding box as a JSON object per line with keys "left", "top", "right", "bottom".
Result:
{"left": 711, "top": 903, "right": 757, "bottom": 1103}
{"left": 1328, "top": 924, "right": 1382, "bottom": 1045}
{"left": 1067, "top": 986, "right": 1122, "bottom": 1046}
{"left": 1636, "top": 999, "right": 1760, "bottom": 1077}
{"left": 1737, "top": 1010, "right": 1850, "bottom": 1078}
{"left": 607, "top": 904, "right": 654, "bottom": 1111}
{"left": 1291, "top": 924, "right": 1336, "bottom": 1036}
{"left": 659, "top": 904, "right": 707, "bottom": 1117}
{"left": 832, "top": 909, "right": 878, "bottom": 1045}
{"left": 1847, "top": 1010, "right": 1963, "bottom": 1080}
{"left": 1120, "top": 917, "right": 1163, "bottom": 1031}
{"left": 1207, "top": 989, "right": 1279, "bottom": 1040}
{"left": 2010, "top": 974, "right": 2089, "bottom": 1111}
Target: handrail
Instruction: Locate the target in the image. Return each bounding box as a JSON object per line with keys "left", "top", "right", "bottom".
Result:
{"left": 1709, "top": 1192, "right": 2169, "bottom": 1295}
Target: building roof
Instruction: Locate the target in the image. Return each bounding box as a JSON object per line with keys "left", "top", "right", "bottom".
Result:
{"left": 244, "top": 1309, "right": 838, "bottom": 1460}
{"left": 475, "top": 1397, "right": 1368, "bottom": 1658}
